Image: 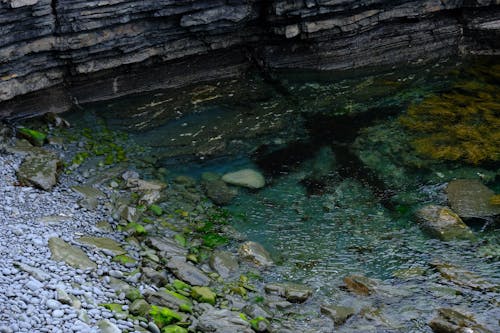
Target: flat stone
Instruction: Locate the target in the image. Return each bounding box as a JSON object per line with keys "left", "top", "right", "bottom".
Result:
{"left": 166, "top": 258, "right": 210, "bottom": 286}
{"left": 320, "top": 305, "right": 356, "bottom": 325}
{"left": 144, "top": 289, "right": 190, "bottom": 310}
{"left": 25, "top": 278, "right": 43, "bottom": 291}
{"left": 17, "top": 153, "right": 61, "bottom": 191}
{"left": 197, "top": 308, "right": 253, "bottom": 333}
{"left": 264, "top": 282, "right": 312, "bottom": 303}
{"left": 343, "top": 275, "right": 377, "bottom": 296}
{"left": 222, "top": 169, "right": 265, "bottom": 189}
{"left": 14, "top": 262, "right": 50, "bottom": 281}
{"left": 429, "top": 308, "right": 492, "bottom": 333}
{"left": 146, "top": 237, "right": 187, "bottom": 259}
{"left": 98, "top": 319, "right": 122, "bottom": 333}
{"left": 238, "top": 241, "right": 273, "bottom": 267}
{"left": 209, "top": 250, "right": 239, "bottom": 279}
{"left": 446, "top": 179, "right": 500, "bottom": 219}
{"left": 72, "top": 185, "right": 105, "bottom": 210}
{"left": 415, "top": 205, "right": 475, "bottom": 241}
{"left": 431, "top": 262, "right": 497, "bottom": 292}
{"left": 76, "top": 236, "right": 126, "bottom": 255}
{"left": 126, "top": 178, "right": 166, "bottom": 192}
{"left": 48, "top": 237, "right": 97, "bottom": 270}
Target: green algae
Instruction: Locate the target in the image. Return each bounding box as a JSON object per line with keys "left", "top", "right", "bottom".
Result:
{"left": 150, "top": 305, "right": 182, "bottom": 328}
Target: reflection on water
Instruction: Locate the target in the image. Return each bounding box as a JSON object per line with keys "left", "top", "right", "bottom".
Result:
{"left": 64, "top": 56, "right": 499, "bottom": 332}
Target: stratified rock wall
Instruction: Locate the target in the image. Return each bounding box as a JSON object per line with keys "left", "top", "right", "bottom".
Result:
{"left": 0, "top": 0, "right": 499, "bottom": 117}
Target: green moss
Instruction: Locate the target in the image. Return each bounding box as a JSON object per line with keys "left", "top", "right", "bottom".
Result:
{"left": 162, "top": 325, "right": 188, "bottom": 333}
{"left": 150, "top": 305, "right": 182, "bottom": 328}
{"left": 113, "top": 254, "right": 137, "bottom": 265}
{"left": 249, "top": 316, "right": 270, "bottom": 331}
{"left": 150, "top": 204, "right": 163, "bottom": 216}
{"left": 100, "top": 303, "right": 127, "bottom": 315}
{"left": 126, "top": 222, "right": 147, "bottom": 236}
{"left": 191, "top": 286, "right": 216, "bottom": 305}
{"left": 202, "top": 233, "right": 228, "bottom": 248}
{"left": 125, "top": 288, "right": 143, "bottom": 302}
{"left": 172, "top": 279, "right": 192, "bottom": 293}
{"left": 17, "top": 127, "right": 47, "bottom": 147}
{"left": 174, "top": 234, "right": 187, "bottom": 247}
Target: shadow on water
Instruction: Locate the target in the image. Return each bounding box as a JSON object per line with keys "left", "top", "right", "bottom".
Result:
{"left": 253, "top": 107, "right": 402, "bottom": 207}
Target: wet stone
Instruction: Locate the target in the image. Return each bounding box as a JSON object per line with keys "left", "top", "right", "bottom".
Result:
{"left": 429, "top": 308, "right": 493, "bottom": 333}
{"left": 238, "top": 241, "right": 274, "bottom": 267}
{"left": 446, "top": 179, "right": 500, "bottom": 219}
{"left": 222, "top": 169, "right": 265, "bottom": 189}
{"left": 415, "top": 205, "right": 475, "bottom": 241}
{"left": 209, "top": 250, "right": 239, "bottom": 279}
{"left": 343, "top": 275, "right": 378, "bottom": 296}
{"left": 431, "top": 262, "right": 498, "bottom": 291}
{"left": 48, "top": 237, "right": 97, "bottom": 270}
{"left": 264, "top": 282, "right": 312, "bottom": 303}
{"left": 320, "top": 305, "right": 356, "bottom": 325}
{"left": 166, "top": 258, "right": 210, "bottom": 286}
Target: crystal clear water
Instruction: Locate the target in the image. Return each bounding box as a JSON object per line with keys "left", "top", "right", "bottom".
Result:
{"left": 62, "top": 56, "right": 500, "bottom": 332}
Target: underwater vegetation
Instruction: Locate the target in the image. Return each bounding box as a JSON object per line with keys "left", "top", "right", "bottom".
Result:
{"left": 399, "top": 62, "right": 500, "bottom": 165}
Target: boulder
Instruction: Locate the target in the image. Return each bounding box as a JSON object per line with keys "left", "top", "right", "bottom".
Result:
{"left": 17, "top": 153, "right": 61, "bottom": 191}
{"left": 76, "top": 236, "right": 126, "bottom": 256}
{"left": 209, "top": 250, "right": 239, "bottom": 279}
{"left": 166, "top": 258, "right": 210, "bottom": 286}
{"left": 264, "top": 282, "right": 312, "bottom": 303}
{"left": 222, "top": 169, "right": 265, "bottom": 189}
{"left": 320, "top": 305, "right": 356, "bottom": 325}
{"left": 343, "top": 275, "right": 377, "bottom": 296}
{"left": 238, "top": 241, "right": 273, "bottom": 267}
{"left": 203, "top": 178, "right": 237, "bottom": 206}
{"left": 446, "top": 179, "right": 500, "bottom": 219}
{"left": 415, "top": 205, "right": 475, "bottom": 241}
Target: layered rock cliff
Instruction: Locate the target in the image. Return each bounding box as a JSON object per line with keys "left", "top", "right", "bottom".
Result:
{"left": 1, "top": 0, "right": 499, "bottom": 118}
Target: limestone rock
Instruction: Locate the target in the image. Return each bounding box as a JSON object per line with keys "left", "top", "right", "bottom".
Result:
{"left": 197, "top": 307, "right": 253, "bottom": 333}
{"left": 97, "top": 319, "right": 122, "bottom": 333}
{"left": 166, "top": 258, "right": 210, "bottom": 286}
{"left": 76, "top": 236, "right": 126, "bottom": 256}
{"left": 429, "top": 308, "right": 493, "bottom": 333}
{"left": 17, "top": 153, "right": 61, "bottom": 191}
{"left": 415, "top": 205, "right": 475, "bottom": 241}
{"left": 238, "top": 241, "right": 273, "bottom": 267}
{"left": 265, "top": 282, "right": 312, "bottom": 303}
{"left": 209, "top": 250, "right": 239, "bottom": 279}
{"left": 320, "top": 305, "right": 356, "bottom": 325}
{"left": 48, "top": 238, "right": 96, "bottom": 270}
{"left": 222, "top": 169, "right": 265, "bottom": 189}
{"left": 446, "top": 179, "right": 500, "bottom": 219}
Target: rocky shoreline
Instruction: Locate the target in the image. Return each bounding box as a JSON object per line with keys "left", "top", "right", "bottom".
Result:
{"left": 1, "top": 0, "right": 500, "bottom": 118}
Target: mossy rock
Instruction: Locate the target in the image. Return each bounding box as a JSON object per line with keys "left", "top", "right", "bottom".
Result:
{"left": 113, "top": 254, "right": 137, "bottom": 266}
{"left": 125, "top": 288, "right": 143, "bottom": 302}
{"left": 191, "top": 286, "right": 216, "bottom": 305}
{"left": 150, "top": 204, "right": 163, "bottom": 216}
{"left": 129, "top": 299, "right": 150, "bottom": 317}
{"left": 150, "top": 305, "right": 182, "bottom": 328}
{"left": 162, "top": 325, "right": 188, "bottom": 333}
{"left": 17, "top": 127, "right": 47, "bottom": 147}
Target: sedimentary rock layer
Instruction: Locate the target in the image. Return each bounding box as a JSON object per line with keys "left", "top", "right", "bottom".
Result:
{"left": 0, "top": 0, "right": 499, "bottom": 117}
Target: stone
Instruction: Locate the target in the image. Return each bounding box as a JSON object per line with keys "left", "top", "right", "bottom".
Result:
{"left": 429, "top": 308, "right": 492, "bottom": 333}
{"left": 76, "top": 236, "right": 126, "bottom": 255}
{"left": 431, "top": 262, "right": 497, "bottom": 292}
{"left": 238, "top": 241, "right": 273, "bottom": 267}
{"left": 129, "top": 299, "right": 151, "bottom": 317}
{"left": 203, "top": 178, "right": 237, "bottom": 205}
{"left": 46, "top": 299, "right": 61, "bottom": 310}
{"left": 264, "top": 282, "right": 312, "bottom": 303}
{"left": 415, "top": 205, "right": 475, "bottom": 241}
{"left": 144, "top": 289, "right": 191, "bottom": 310}
{"left": 146, "top": 237, "right": 188, "bottom": 259}
{"left": 222, "top": 169, "right": 265, "bottom": 189}
{"left": 141, "top": 267, "right": 168, "bottom": 287}
{"left": 197, "top": 308, "right": 253, "bottom": 333}
{"left": 343, "top": 275, "right": 377, "bottom": 296}
{"left": 48, "top": 237, "right": 97, "bottom": 270}
{"left": 191, "top": 286, "right": 216, "bottom": 305}
{"left": 56, "top": 289, "right": 72, "bottom": 305}
{"left": 126, "top": 178, "right": 166, "bottom": 192}
{"left": 98, "top": 319, "right": 122, "bottom": 333}
{"left": 166, "top": 258, "right": 210, "bottom": 286}
{"left": 13, "top": 262, "right": 50, "bottom": 281}
{"left": 72, "top": 185, "right": 105, "bottom": 210}
{"left": 209, "top": 250, "right": 239, "bottom": 279}
{"left": 320, "top": 305, "right": 356, "bottom": 325}
{"left": 17, "top": 153, "right": 61, "bottom": 191}
{"left": 446, "top": 179, "right": 500, "bottom": 219}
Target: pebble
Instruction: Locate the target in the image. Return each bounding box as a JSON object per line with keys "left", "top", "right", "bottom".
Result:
{"left": 46, "top": 299, "right": 61, "bottom": 310}
{"left": 25, "top": 279, "right": 44, "bottom": 291}
{"left": 52, "top": 310, "right": 65, "bottom": 318}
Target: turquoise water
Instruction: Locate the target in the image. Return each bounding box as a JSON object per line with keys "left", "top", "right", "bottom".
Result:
{"left": 62, "top": 57, "right": 499, "bottom": 331}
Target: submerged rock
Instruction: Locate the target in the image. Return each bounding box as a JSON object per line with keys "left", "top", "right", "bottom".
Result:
{"left": 48, "top": 237, "right": 96, "bottom": 270}
{"left": 222, "top": 169, "right": 265, "bottom": 189}
{"left": 72, "top": 185, "right": 105, "bottom": 210}
{"left": 17, "top": 152, "right": 61, "bottom": 191}
{"left": 238, "top": 241, "right": 273, "bottom": 267}
{"left": 415, "top": 205, "right": 475, "bottom": 241}
{"left": 429, "top": 308, "right": 493, "bottom": 333}
{"left": 431, "top": 262, "right": 497, "bottom": 292}
{"left": 343, "top": 275, "right": 377, "bottom": 296}
{"left": 446, "top": 179, "right": 500, "bottom": 219}
{"left": 202, "top": 177, "right": 237, "bottom": 206}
